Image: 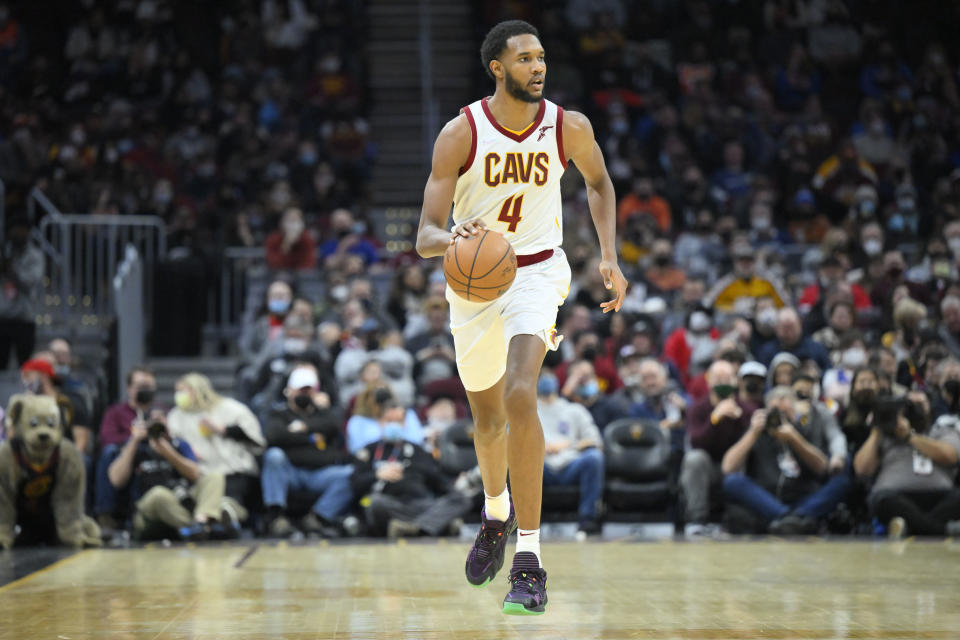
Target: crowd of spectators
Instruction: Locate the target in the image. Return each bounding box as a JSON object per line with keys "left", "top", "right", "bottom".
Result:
{"left": 4, "top": 0, "right": 960, "bottom": 544}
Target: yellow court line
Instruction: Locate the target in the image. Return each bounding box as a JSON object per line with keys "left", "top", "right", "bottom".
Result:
{"left": 0, "top": 549, "right": 91, "bottom": 594}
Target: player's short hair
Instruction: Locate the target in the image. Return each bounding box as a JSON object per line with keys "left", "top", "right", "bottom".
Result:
{"left": 480, "top": 20, "right": 539, "bottom": 80}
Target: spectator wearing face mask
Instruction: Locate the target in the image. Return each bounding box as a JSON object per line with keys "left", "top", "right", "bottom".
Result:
{"left": 838, "top": 368, "right": 880, "bottom": 455}
{"left": 555, "top": 330, "right": 620, "bottom": 395}
{"left": 757, "top": 308, "right": 831, "bottom": 372}
{"left": 95, "top": 366, "right": 158, "bottom": 530}
{"left": 932, "top": 358, "right": 960, "bottom": 420}
{"left": 643, "top": 238, "right": 686, "bottom": 298}
{"left": 320, "top": 208, "right": 379, "bottom": 269}
{"left": 812, "top": 301, "right": 857, "bottom": 362}
{"left": 0, "top": 216, "right": 43, "bottom": 369}
{"left": 351, "top": 400, "right": 471, "bottom": 537}
{"left": 537, "top": 372, "right": 605, "bottom": 535}
{"left": 872, "top": 251, "right": 931, "bottom": 311}
{"left": 663, "top": 306, "right": 719, "bottom": 391}
{"left": 265, "top": 207, "right": 316, "bottom": 271}
{"left": 747, "top": 200, "right": 793, "bottom": 250}
{"left": 166, "top": 373, "right": 265, "bottom": 519}
{"left": 722, "top": 386, "right": 851, "bottom": 534}
{"left": 798, "top": 255, "right": 872, "bottom": 316}
{"left": 561, "top": 359, "right": 603, "bottom": 409}
{"left": 681, "top": 360, "right": 758, "bottom": 534}
{"left": 239, "top": 280, "right": 294, "bottom": 368}
{"left": 261, "top": 365, "right": 353, "bottom": 538}
{"left": 704, "top": 242, "right": 789, "bottom": 314}
{"left": 738, "top": 361, "right": 767, "bottom": 406}
{"left": 854, "top": 391, "right": 960, "bottom": 538}
{"left": 617, "top": 175, "right": 672, "bottom": 232}
{"left": 346, "top": 385, "right": 424, "bottom": 453}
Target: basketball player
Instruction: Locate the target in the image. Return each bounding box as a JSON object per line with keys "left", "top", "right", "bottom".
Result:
{"left": 415, "top": 20, "right": 627, "bottom": 615}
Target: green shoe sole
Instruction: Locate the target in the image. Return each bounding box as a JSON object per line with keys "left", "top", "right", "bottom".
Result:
{"left": 501, "top": 602, "right": 545, "bottom": 616}
{"left": 467, "top": 577, "right": 491, "bottom": 588}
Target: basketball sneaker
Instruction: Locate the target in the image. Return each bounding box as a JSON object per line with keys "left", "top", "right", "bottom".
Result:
{"left": 501, "top": 551, "right": 547, "bottom": 615}
{"left": 464, "top": 504, "right": 516, "bottom": 587}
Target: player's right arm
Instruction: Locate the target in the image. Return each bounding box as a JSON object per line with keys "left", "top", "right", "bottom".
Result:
{"left": 415, "top": 114, "right": 486, "bottom": 258}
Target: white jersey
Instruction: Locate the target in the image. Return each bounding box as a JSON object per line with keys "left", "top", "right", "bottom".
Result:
{"left": 452, "top": 98, "right": 567, "bottom": 255}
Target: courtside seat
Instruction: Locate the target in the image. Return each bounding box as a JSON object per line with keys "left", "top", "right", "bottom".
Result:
{"left": 435, "top": 419, "right": 478, "bottom": 476}
{"left": 603, "top": 418, "right": 671, "bottom": 512}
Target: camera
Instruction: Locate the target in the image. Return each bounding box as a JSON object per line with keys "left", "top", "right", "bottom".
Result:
{"left": 147, "top": 420, "right": 168, "bottom": 440}
{"left": 765, "top": 407, "right": 783, "bottom": 433}
{"left": 871, "top": 397, "right": 904, "bottom": 438}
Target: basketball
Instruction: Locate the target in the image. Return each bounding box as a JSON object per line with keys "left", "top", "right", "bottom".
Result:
{"left": 443, "top": 229, "right": 517, "bottom": 302}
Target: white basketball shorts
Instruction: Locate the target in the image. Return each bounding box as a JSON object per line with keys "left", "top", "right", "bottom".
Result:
{"left": 445, "top": 247, "right": 571, "bottom": 392}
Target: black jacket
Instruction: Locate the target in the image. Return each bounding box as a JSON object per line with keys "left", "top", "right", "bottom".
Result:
{"left": 351, "top": 439, "right": 451, "bottom": 501}
{"left": 264, "top": 403, "right": 350, "bottom": 469}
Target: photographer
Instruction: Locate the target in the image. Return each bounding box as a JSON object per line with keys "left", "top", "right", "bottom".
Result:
{"left": 722, "top": 386, "right": 851, "bottom": 534}
{"left": 853, "top": 391, "right": 960, "bottom": 538}
{"left": 108, "top": 411, "right": 228, "bottom": 540}
{"left": 681, "top": 360, "right": 757, "bottom": 532}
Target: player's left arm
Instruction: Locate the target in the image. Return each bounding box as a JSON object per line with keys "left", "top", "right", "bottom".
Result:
{"left": 562, "top": 110, "right": 627, "bottom": 313}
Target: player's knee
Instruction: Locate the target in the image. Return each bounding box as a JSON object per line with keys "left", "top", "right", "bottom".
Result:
{"left": 503, "top": 383, "right": 537, "bottom": 418}
{"left": 473, "top": 415, "right": 506, "bottom": 438}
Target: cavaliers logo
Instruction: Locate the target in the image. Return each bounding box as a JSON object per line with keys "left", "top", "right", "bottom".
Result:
{"left": 24, "top": 474, "right": 53, "bottom": 499}
{"left": 537, "top": 125, "right": 554, "bottom": 141}
{"left": 630, "top": 424, "right": 644, "bottom": 440}
{"left": 547, "top": 327, "right": 563, "bottom": 351}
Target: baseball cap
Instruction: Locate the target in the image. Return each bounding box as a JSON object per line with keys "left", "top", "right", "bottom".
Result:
{"left": 287, "top": 367, "right": 319, "bottom": 390}
{"left": 738, "top": 361, "right": 767, "bottom": 379}
{"left": 21, "top": 358, "right": 56, "bottom": 380}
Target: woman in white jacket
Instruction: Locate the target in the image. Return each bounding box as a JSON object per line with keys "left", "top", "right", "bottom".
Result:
{"left": 167, "top": 373, "right": 266, "bottom": 521}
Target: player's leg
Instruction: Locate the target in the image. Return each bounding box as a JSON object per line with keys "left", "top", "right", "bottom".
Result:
{"left": 501, "top": 333, "right": 549, "bottom": 615}
{"left": 503, "top": 334, "right": 547, "bottom": 534}
{"left": 463, "top": 376, "right": 517, "bottom": 587}
{"left": 465, "top": 377, "right": 509, "bottom": 506}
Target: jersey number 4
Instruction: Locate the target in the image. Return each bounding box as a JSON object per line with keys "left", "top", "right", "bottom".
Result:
{"left": 497, "top": 194, "right": 524, "bottom": 232}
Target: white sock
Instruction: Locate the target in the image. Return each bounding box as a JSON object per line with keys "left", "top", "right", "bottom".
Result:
{"left": 484, "top": 487, "right": 510, "bottom": 522}
{"left": 515, "top": 528, "right": 541, "bottom": 566}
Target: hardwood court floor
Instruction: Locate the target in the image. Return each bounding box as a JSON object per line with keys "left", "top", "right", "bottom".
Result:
{"left": 1, "top": 538, "right": 959, "bottom": 639}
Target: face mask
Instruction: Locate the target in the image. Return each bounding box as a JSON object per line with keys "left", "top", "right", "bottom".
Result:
{"left": 948, "top": 238, "right": 960, "bottom": 256}
{"left": 578, "top": 380, "right": 600, "bottom": 398}
{"left": 174, "top": 390, "right": 192, "bottom": 409}
{"left": 653, "top": 254, "right": 670, "bottom": 267}
{"left": 863, "top": 239, "right": 882, "bottom": 256}
{"left": 581, "top": 346, "right": 598, "bottom": 361}
{"left": 537, "top": 376, "right": 559, "bottom": 396}
{"left": 752, "top": 217, "right": 771, "bottom": 231}
{"left": 852, "top": 389, "right": 876, "bottom": 407}
{"left": 794, "top": 390, "right": 810, "bottom": 401}
{"left": 621, "top": 374, "right": 642, "bottom": 389}
{"left": 300, "top": 151, "right": 317, "bottom": 166}
{"left": 293, "top": 394, "right": 312, "bottom": 410}
{"left": 689, "top": 311, "right": 711, "bottom": 333}
{"left": 886, "top": 266, "right": 903, "bottom": 279}
{"left": 54, "top": 364, "right": 70, "bottom": 376}
{"left": 383, "top": 422, "right": 405, "bottom": 442}
{"left": 283, "top": 220, "right": 304, "bottom": 237}
{"left": 330, "top": 284, "right": 349, "bottom": 302}
{"left": 712, "top": 384, "right": 736, "bottom": 400}
{"left": 933, "top": 260, "right": 952, "bottom": 278}
{"left": 841, "top": 348, "right": 867, "bottom": 369}
{"left": 858, "top": 199, "right": 876, "bottom": 217}
{"left": 268, "top": 299, "right": 290, "bottom": 315}
{"left": 23, "top": 379, "right": 42, "bottom": 394}
{"left": 757, "top": 307, "right": 778, "bottom": 329}
{"left": 135, "top": 388, "right": 155, "bottom": 405}
{"left": 744, "top": 379, "right": 764, "bottom": 395}
{"left": 283, "top": 338, "right": 308, "bottom": 354}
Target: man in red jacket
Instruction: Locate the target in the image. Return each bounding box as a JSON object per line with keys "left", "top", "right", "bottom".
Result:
{"left": 680, "top": 359, "right": 757, "bottom": 535}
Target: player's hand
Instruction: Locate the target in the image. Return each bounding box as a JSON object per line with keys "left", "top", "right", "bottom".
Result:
{"left": 598, "top": 259, "right": 628, "bottom": 314}
{"left": 449, "top": 219, "right": 488, "bottom": 244}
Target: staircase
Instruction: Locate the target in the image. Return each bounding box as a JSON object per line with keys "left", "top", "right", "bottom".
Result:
{"left": 148, "top": 357, "right": 239, "bottom": 408}
{"left": 367, "top": 0, "right": 475, "bottom": 208}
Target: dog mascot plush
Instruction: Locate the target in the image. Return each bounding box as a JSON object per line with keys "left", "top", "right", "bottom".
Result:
{"left": 0, "top": 394, "right": 101, "bottom": 549}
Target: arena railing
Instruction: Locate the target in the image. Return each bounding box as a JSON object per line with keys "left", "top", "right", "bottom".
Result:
{"left": 204, "top": 246, "right": 269, "bottom": 349}
{"left": 37, "top": 211, "right": 166, "bottom": 321}
{"left": 113, "top": 245, "right": 144, "bottom": 399}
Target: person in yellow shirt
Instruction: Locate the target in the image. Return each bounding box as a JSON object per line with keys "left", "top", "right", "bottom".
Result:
{"left": 704, "top": 243, "right": 790, "bottom": 313}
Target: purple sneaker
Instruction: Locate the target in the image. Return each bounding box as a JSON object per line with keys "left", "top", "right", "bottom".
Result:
{"left": 501, "top": 551, "right": 547, "bottom": 615}
{"left": 464, "top": 504, "right": 516, "bottom": 587}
